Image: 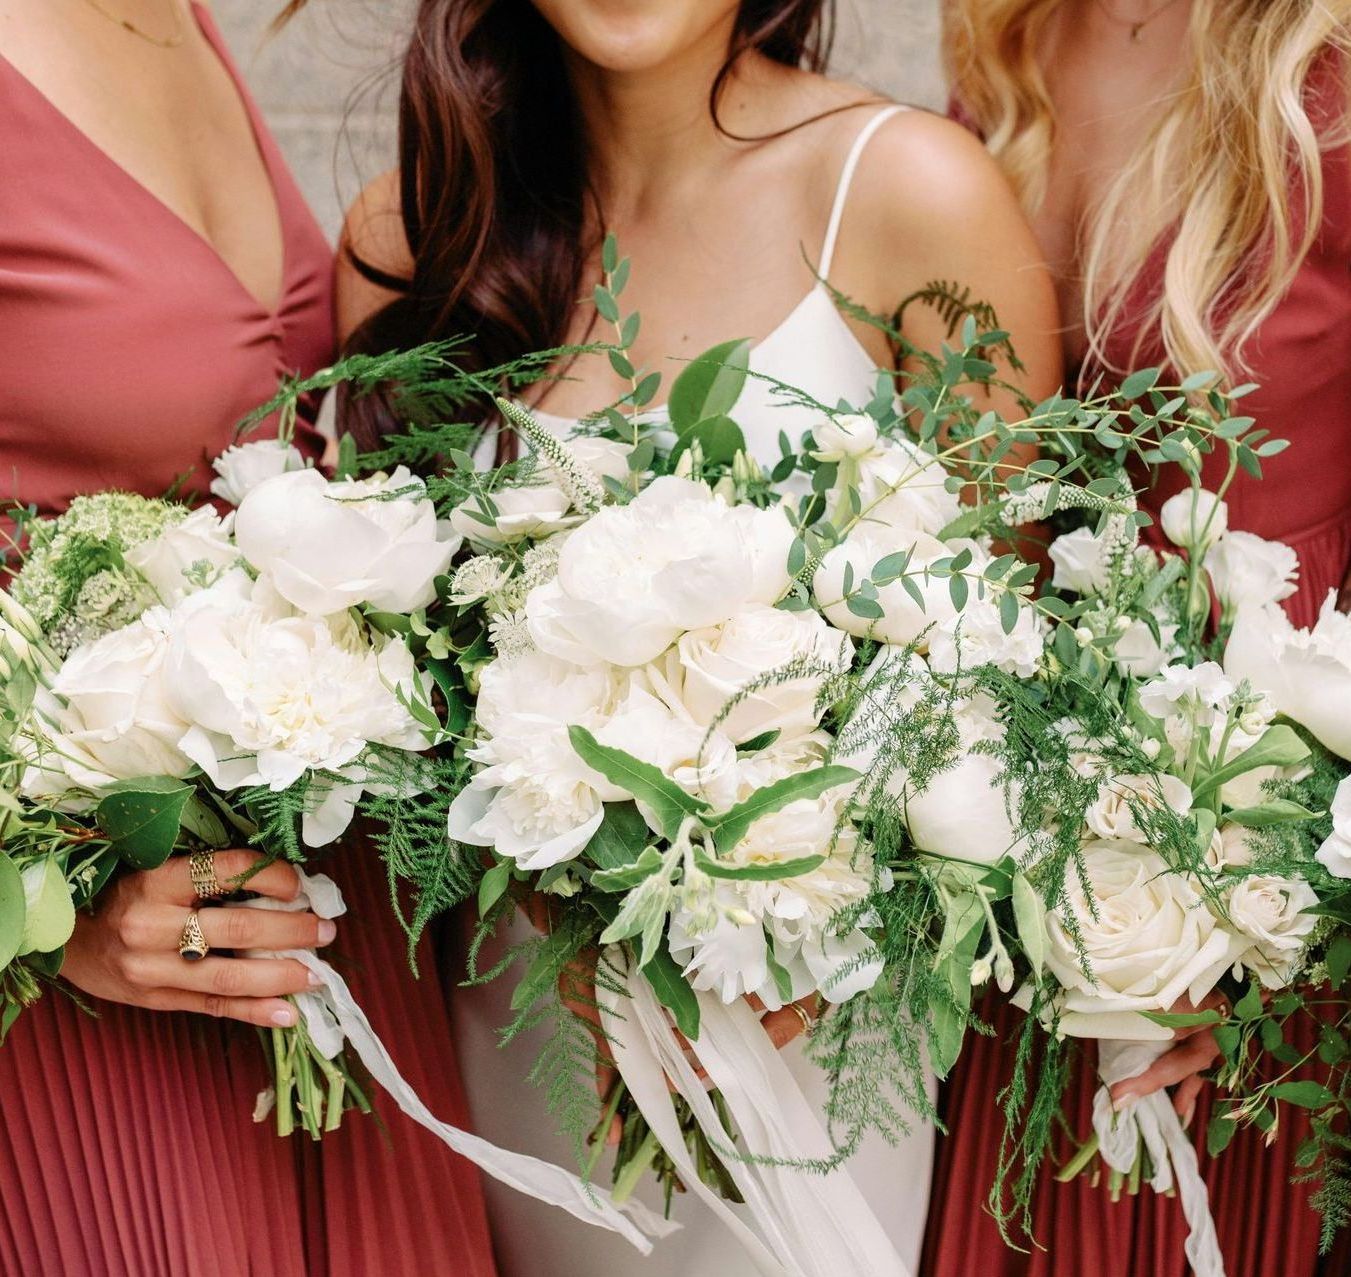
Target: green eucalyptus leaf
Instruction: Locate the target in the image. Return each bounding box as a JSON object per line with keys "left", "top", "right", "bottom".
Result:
{"left": 0, "top": 855, "right": 25, "bottom": 971}
{"left": 1271, "top": 1081, "right": 1336, "bottom": 1109}
{"left": 16, "top": 857, "right": 75, "bottom": 957}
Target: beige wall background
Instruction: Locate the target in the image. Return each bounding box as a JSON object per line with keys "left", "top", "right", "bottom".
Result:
{"left": 215, "top": 0, "right": 944, "bottom": 239}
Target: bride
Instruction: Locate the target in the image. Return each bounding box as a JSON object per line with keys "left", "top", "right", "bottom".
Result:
{"left": 333, "top": 0, "right": 1060, "bottom": 1270}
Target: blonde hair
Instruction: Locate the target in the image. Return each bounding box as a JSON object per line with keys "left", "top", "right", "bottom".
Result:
{"left": 945, "top": 0, "right": 1351, "bottom": 380}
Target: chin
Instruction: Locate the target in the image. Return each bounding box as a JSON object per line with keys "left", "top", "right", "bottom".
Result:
{"left": 530, "top": 0, "right": 740, "bottom": 75}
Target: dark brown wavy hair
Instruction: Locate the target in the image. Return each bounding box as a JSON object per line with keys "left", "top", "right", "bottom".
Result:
{"left": 281, "top": 1, "right": 838, "bottom": 443}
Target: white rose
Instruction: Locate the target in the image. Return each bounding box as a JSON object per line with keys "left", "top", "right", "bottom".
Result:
{"left": 1210, "top": 823, "right": 1260, "bottom": 871}
{"left": 235, "top": 467, "right": 459, "bottom": 616}
{"left": 1044, "top": 839, "right": 1245, "bottom": 1031}
{"left": 125, "top": 506, "right": 238, "bottom": 603}
{"left": 1316, "top": 777, "right": 1351, "bottom": 877}
{"left": 899, "top": 749, "right": 1024, "bottom": 865}
{"left": 1226, "top": 594, "right": 1351, "bottom": 760}
{"left": 450, "top": 484, "right": 576, "bottom": 547}
{"left": 674, "top": 605, "right": 854, "bottom": 744}
{"left": 928, "top": 598, "right": 1044, "bottom": 678}
{"left": 209, "top": 438, "right": 307, "bottom": 506}
{"left": 810, "top": 413, "right": 879, "bottom": 462}
{"left": 526, "top": 477, "right": 793, "bottom": 667}
{"left": 1085, "top": 773, "right": 1193, "bottom": 844}
{"left": 1228, "top": 874, "right": 1318, "bottom": 989}
{"left": 1159, "top": 489, "right": 1228, "bottom": 550}
{"left": 1206, "top": 531, "right": 1298, "bottom": 612}
{"left": 814, "top": 527, "right": 958, "bottom": 648}
{"left": 1113, "top": 618, "right": 1179, "bottom": 679}
{"left": 854, "top": 437, "right": 962, "bottom": 537}
{"left": 1048, "top": 527, "right": 1111, "bottom": 595}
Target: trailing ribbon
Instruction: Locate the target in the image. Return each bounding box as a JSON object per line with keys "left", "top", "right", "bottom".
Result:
{"left": 235, "top": 869, "right": 677, "bottom": 1254}
{"left": 597, "top": 947, "right": 912, "bottom": 1277}
{"left": 1093, "top": 1040, "right": 1226, "bottom": 1277}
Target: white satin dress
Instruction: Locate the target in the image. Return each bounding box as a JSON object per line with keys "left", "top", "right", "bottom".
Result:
{"left": 453, "top": 105, "right": 937, "bottom": 1277}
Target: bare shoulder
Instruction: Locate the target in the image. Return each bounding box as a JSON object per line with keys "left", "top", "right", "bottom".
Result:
{"left": 337, "top": 170, "right": 412, "bottom": 342}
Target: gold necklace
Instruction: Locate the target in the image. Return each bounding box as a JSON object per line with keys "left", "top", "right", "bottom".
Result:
{"left": 77, "top": 0, "right": 186, "bottom": 49}
{"left": 1093, "top": 0, "right": 1186, "bottom": 43}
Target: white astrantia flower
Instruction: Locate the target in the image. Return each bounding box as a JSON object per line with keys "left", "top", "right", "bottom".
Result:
{"left": 1316, "top": 778, "right": 1351, "bottom": 877}
{"left": 928, "top": 598, "right": 1044, "bottom": 679}
{"left": 235, "top": 467, "right": 459, "bottom": 616}
{"left": 209, "top": 438, "right": 308, "bottom": 506}
{"left": 810, "top": 413, "right": 879, "bottom": 462}
{"left": 1084, "top": 773, "right": 1193, "bottom": 844}
{"left": 1227, "top": 874, "right": 1319, "bottom": 989}
{"left": 526, "top": 477, "right": 793, "bottom": 668}
{"left": 1048, "top": 526, "right": 1111, "bottom": 595}
{"left": 1206, "top": 531, "right": 1299, "bottom": 612}
{"left": 449, "top": 555, "right": 514, "bottom": 606}
{"left": 1159, "top": 489, "right": 1228, "bottom": 551}
{"left": 125, "top": 506, "right": 239, "bottom": 604}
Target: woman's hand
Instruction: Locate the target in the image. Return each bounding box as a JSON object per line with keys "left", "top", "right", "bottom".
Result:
{"left": 62, "top": 850, "right": 336, "bottom": 1029}
{"left": 1107, "top": 992, "right": 1229, "bottom": 1126}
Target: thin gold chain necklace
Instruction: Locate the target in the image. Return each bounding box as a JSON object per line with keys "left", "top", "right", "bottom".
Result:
{"left": 77, "top": 0, "right": 186, "bottom": 49}
{"left": 1093, "top": 0, "right": 1186, "bottom": 43}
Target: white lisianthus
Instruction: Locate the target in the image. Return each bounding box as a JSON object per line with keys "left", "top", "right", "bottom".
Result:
{"left": 1227, "top": 874, "right": 1318, "bottom": 989}
{"left": 674, "top": 604, "right": 853, "bottom": 744}
{"left": 1112, "top": 617, "right": 1179, "bottom": 679}
{"left": 1316, "top": 778, "right": 1351, "bottom": 877}
{"left": 450, "top": 484, "right": 576, "bottom": 547}
{"left": 209, "top": 438, "right": 307, "bottom": 506}
{"left": 235, "top": 467, "right": 459, "bottom": 616}
{"left": 810, "top": 413, "right": 879, "bottom": 462}
{"left": 1048, "top": 527, "right": 1111, "bottom": 595}
{"left": 125, "top": 506, "right": 238, "bottom": 603}
{"left": 1225, "top": 594, "right": 1351, "bottom": 760}
{"left": 1044, "top": 839, "right": 1245, "bottom": 1035}
{"left": 1085, "top": 773, "right": 1193, "bottom": 844}
{"left": 814, "top": 527, "right": 957, "bottom": 648}
{"left": 1160, "top": 489, "right": 1228, "bottom": 550}
{"left": 853, "top": 437, "right": 962, "bottom": 537}
{"left": 1206, "top": 531, "right": 1298, "bottom": 612}
{"left": 526, "top": 478, "right": 793, "bottom": 667}
{"left": 928, "top": 598, "right": 1044, "bottom": 678}
{"left": 1139, "top": 662, "right": 1234, "bottom": 728}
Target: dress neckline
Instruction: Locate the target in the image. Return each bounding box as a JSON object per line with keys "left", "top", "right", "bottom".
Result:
{"left": 0, "top": 4, "right": 289, "bottom": 319}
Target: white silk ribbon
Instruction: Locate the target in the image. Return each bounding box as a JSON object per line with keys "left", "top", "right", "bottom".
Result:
{"left": 597, "top": 947, "right": 912, "bottom": 1277}
{"left": 233, "top": 869, "right": 678, "bottom": 1254}
{"left": 1093, "top": 1040, "right": 1226, "bottom": 1277}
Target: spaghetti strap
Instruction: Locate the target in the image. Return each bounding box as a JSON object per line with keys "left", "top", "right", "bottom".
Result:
{"left": 819, "top": 104, "right": 908, "bottom": 278}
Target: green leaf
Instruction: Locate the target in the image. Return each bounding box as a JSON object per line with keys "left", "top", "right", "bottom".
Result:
{"left": 643, "top": 945, "right": 700, "bottom": 1040}
{"left": 477, "top": 858, "right": 512, "bottom": 917}
{"left": 581, "top": 802, "right": 652, "bottom": 870}
{"left": 333, "top": 432, "right": 359, "bottom": 480}
{"left": 0, "top": 855, "right": 26, "bottom": 972}
{"left": 675, "top": 415, "right": 747, "bottom": 467}
{"left": 17, "top": 857, "right": 75, "bottom": 957}
{"left": 568, "top": 727, "right": 708, "bottom": 842}
{"left": 1327, "top": 934, "right": 1351, "bottom": 988}
{"left": 1140, "top": 1009, "right": 1224, "bottom": 1030}
{"left": 1011, "top": 874, "right": 1045, "bottom": 979}
{"left": 710, "top": 765, "right": 859, "bottom": 854}
{"left": 177, "top": 796, "right": 231, "bottom": 849}
{"left": 1224, "top": 799, "right": 1320, "bottom": 828}
{"left": 1234, "top": 981, "right": 1263, "bottom": 1021}
{"left": 737, "top": 729, "right": 782, "bottom": 755}
{"left": 764, "top": 944, "right": 795, "bottom": 1005}
{"left": 601, "top": 232, "right": 618, "bottom": 274}
{"left": 667, "top": 339, "right": 751, "bottom": 430}
{"left": 1207, "top": 1112, "right": 1238, "bottom": 1157}
{"left": 1121, "top": 367, "right": 1161, "bottom": 398}
{"left": 95, "top": 777, "right": 193, "bottom": 870}
{"left": 1271, "top": 1081, "right": 1336, "bottom": 1109}
{"left": 1193, "top": 725, "right": 1311, "bottom": 802}
{"left": 592, "top": 846, "right": 668, "bottom": 892}
{"left": 999, "top": 590, "right": 1021, "bottom": 635}
{"left": 593, "top": 286, "right": 619, "bottom": 323}
{"left": 695, "top": 852, "right": 826, "bottom": 882}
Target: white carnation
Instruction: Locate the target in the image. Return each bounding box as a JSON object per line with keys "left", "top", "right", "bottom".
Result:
{"left": 1048, "top": 527, "right": 1111, "bottom": 595}
{"left": 209, "top": 438, "right": 308, "bottom": 506}
{"left": 1227, "top": 874, "right": 1318, "bottom": 989}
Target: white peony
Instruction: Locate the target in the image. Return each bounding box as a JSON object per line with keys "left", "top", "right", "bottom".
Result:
{"left": 1227, "top": 874, "right": 1318, "bottom": 989}
{"left": 526, "top": 478, "right": 793, "bottom": 667}
{"left": 125, "top": 506, "right": 238, "bottom": 603}
{"left": 810, "top": 413, "right": 879, "bottom": 462}
{"left": 209, "top": 438, "right": 308, "bottom": 506}
{"left": 1316, "top": 778, "right": 1351, "bottom": 877}
{"left": 1048, "top": 526, "right": 1111, "bottom": 595}
{"left": 1225, "top": 594, "right": 1351, "bottom": 760}
{"left": 853, "top": 437, "right": 963, "bottom": 537}
{"left": 234, "top": 467, "right": 459, "bottom": 616}
{"left": 450, "top": 484, "right": 576, "bottom": 547}
{"left": 1206, "top": 531, "right": 1298, "bottom": 612}
{"left": 1160, "top": 489, "right": 1228, "bottom": 551}
{"left": 1084, "top": 773, "right": 1193, "bottom": 844}
{"left": 928, "top": 598, "right": 1044, "bottom": 678}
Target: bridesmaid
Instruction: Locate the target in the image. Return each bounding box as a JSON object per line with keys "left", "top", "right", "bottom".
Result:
{"left": 0, "top": 3, "right": 495, "bottom": 1274}
{"left": 927, "top": 2, "right": 1351, "bottom": 1275}
{"left": 330, "top": 1, "right": 1060, "bottom": 1273}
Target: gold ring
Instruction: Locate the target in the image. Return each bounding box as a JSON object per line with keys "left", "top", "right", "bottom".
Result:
{"left": 790, "top": 1002, "right": 816, "bottom": 1035}
{"left": 178, "top": 911, "right": 210, "bottom": 962}
{"left": 189, "top": 850, "right": 227, "bottom": 900}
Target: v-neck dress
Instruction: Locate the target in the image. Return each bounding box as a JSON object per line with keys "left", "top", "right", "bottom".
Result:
{"left": 0, "top": 10, "right": 495, "bottom": 1276}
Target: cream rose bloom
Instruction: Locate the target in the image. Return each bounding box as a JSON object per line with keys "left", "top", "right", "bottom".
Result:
{"left": 209, "top": 438, "right": 308, "bottom": 506}
{"left": 1160, "top": 489, "right": 1228, "bottom": 550}
{"left": 1084, "top": 773, "right": 1193, "bottom": 844}
{"left": 235, "top": 467, "right": 459, "bottom": 616}
{"left": 810, "top": 413, "right": 879, "bottom": 462}
{"left": 1228, "top": 874, "right": 1318, "bottom": 989}
{"left": 1206, "top": 531, "right": 1298, "bottom": 612}
{"left": 125, "top": 507, "right": 239, "bottom": 603}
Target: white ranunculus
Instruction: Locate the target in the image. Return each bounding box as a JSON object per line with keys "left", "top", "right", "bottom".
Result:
{"left": 1044, "top": 839, "right": 1245, "bottom": 1031}
{"left": 209, "top": 438, "right": 308, "bottom": 506}
{"left": 1160, "top": 489, "right": 1228, "bottom": 551}
{"left": 810, "top": 413, "right": 879, "bottom": 462}
{"left": 814, "top": 527, "right": 958, "bottom": 648}
{"left": 1112, "top": 618, "right": 1179, "bottom": 679}
{"left": 674, "top": 604, "right": 853, "bottom": 745}
{"left": 1048, "top": 526, "right": 1111, "bottom": 595}
{"left": 928, "top": 598, "right": 1044, "bottom": 678}
{"left": 125, "top": 507, "right": 239, "bottom": 603}
{"left": 526, "top": 478, "right": 793, "bottom": 668}
{"left": 1316, "top": 778, "right": 1351, "bottom": 877}
{"left": 1085, "top": 773, "right": 1193, "bottom": 844}
{"left": 450, "top": 484, "right": 577, "bottom": 547}
{"left": 235, "top": 467, "right": 459, "bottom": 616}
{"left": 1225, "top": 594, "right": 1351, "bottom": 760}
{"left": 1206, "top": 531, "right": 1299, "bottom": 612}
{"left": 854, "top": 437, "right": 962, "bottom": 537}
{"left": 1228, "top": 874, "right": 1318, "bottom": 989}
{"left": 21, "top": 609, "right": 195, "bottom": 796}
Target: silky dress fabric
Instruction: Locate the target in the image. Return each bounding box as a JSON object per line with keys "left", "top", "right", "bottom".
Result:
{"left": 924, "top": 69, "right": 1351, "bottom": 1277}
{"left": 0, "top": 9, "right": 495, "bottom": 1275}
{"left": 454, "top": 106, "right": 938, "bottom": 1277}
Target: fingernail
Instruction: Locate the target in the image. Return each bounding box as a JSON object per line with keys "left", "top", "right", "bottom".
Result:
{"left": 271, "top": 1008, "right": 296, "bottom": 1027}
{"left": 306, "top": 970, "right": 324, "bottom": 988}
{"left": 317, "top": 920, "right": 337, "bottom": 944}
{"left": 1181, "top": 1104, "right": 1196, "bottom": 1129}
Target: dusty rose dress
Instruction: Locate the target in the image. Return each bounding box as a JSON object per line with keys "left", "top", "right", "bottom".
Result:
{"left": 925, "top": 64, "right": 1351, "bottom": 1277}
{"left": 0, "top": 9, "right": 496, "bottom": 1275}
